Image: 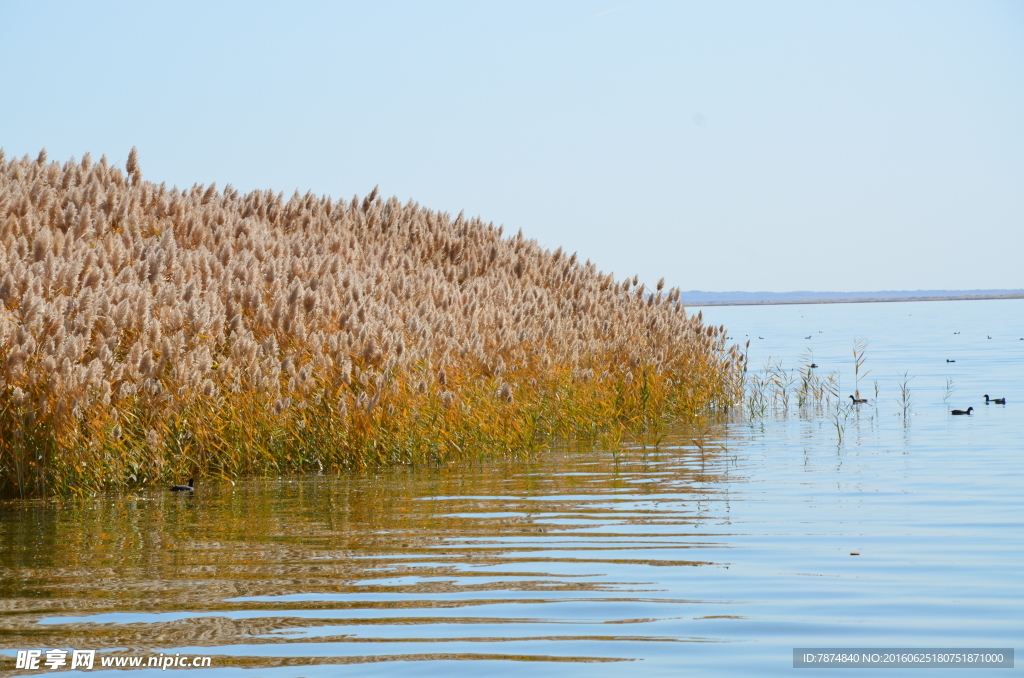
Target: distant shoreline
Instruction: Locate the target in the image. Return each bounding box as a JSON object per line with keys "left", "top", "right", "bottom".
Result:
{"left": 686, "top": 293, "right": 1024, "bottom": 307}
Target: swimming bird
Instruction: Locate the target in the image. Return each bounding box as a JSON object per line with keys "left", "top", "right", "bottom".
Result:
{"left": 805, "top": 335, "right": 812, "bottom": 339}
{"left": 946, "top": 359, "right": 955, "bottom": 363}
{"left": 951, "top": 407, "right": 973, "bottom": 415}
{"left": 809, "top": 363, "right": 818, "bottom": 368}
{"left": 849, "top": 395, "right": 867, "bottom": 404}
{"left": 170, "top": 478, "right": 194, "bottom": 492}
{"left": 988, "top": 335, "right": 992, "bottom": 339}
{"left": 984, "top": 395, "right": 1006, "bottom": 404}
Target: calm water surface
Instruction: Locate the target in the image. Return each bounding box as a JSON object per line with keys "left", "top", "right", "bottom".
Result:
{"left": 2, "top": 299, "right": 1022, "bottom": 676}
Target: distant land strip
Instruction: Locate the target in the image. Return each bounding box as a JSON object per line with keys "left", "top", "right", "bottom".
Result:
{"left": 682, "top": 290, "right": 1024, "bottom": 307}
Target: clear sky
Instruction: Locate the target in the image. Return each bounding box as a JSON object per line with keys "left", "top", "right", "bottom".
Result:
{"left": 2, "top": 1, "right": 1022, "bottom": 292}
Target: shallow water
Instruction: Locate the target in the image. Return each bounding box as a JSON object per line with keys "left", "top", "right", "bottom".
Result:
{"left": 1, "top": 299, "right": 1022, "bottom": 676}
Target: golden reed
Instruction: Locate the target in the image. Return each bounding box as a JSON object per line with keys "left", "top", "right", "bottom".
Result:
{"left": 0, "top": 149, "right": 743, "bottom": 497}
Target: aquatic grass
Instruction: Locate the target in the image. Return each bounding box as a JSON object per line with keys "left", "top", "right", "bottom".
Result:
{"left": 897, "top": 372, "right": 913, "bottom": 422}
{"left": 0, "top": 149, "right": 743, "bottom": 497}
{"left": 740, "top": 346, "right": 862, "bottom": 443}
{"left": 795, "top": 348, "right": 815, "bottom": 408}
{"left": 827, "top": 375, "right": 852, "bottom": 445}
{"left": 942, "top": 378, "right": 955, "bottom": 406}
{"left": 746, "top": 364, "right": 771, "bottom": 419}
{"left": 851, "top": 337, "right": 870, "bottom": 400}
{"left": 766, "top": 358, "right": 795, "bottom": 413}
{"left": 745, "top": 350, "right": 836, "bottom": 422}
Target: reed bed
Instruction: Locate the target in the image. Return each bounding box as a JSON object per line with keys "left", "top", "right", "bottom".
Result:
{"left": 0, "top": 149, "right": 743, "bottom": 497}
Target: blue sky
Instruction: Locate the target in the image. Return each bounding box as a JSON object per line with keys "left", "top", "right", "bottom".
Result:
{"left": 2, "top": 1, "right": 1022, "bottom": 292}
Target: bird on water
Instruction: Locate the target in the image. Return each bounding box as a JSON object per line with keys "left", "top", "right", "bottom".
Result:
{"left": 849, "top": 395, "right": 868, "bottom": 404}
{"left": 946, "top": 359, "right": 955, "bottom": 363}
{"left": 951, "top": 407, "right": 973, "bottom": 415}
{"left": 170, "top": 478, "right": 194, "bottom": 492}
{"left": 984, "top": 395, "right": 1006, "bottom": 404}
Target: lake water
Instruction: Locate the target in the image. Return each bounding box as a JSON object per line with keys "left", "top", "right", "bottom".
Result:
{"left": 2, "top": 299, "right": 1022, "bottom": 676}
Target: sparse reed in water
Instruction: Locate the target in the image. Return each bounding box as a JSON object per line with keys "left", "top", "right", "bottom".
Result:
{"left": 0, "top": 149, "right": 743, "bottom": 497}
{"left": 897, "top": 372, "right": 913, "bottom": 421}
{"left": 745, "top": 349, "right": 838, "bottom": 422}
{"left": 851, "top": 337, "right": 869, "bottom": 400}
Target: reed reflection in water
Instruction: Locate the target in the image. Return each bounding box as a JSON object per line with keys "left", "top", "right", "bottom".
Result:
{"left": 2, "top": 427, "right": 752, "bottom": 674}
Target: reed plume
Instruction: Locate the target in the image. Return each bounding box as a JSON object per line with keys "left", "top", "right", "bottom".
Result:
{"left": 0, "top": 148, "right": 742, "bottom": 497}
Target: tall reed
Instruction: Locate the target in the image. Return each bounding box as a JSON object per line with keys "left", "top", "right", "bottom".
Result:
{"left": 0, "top": 149, "right": 743, "bottom": 497}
